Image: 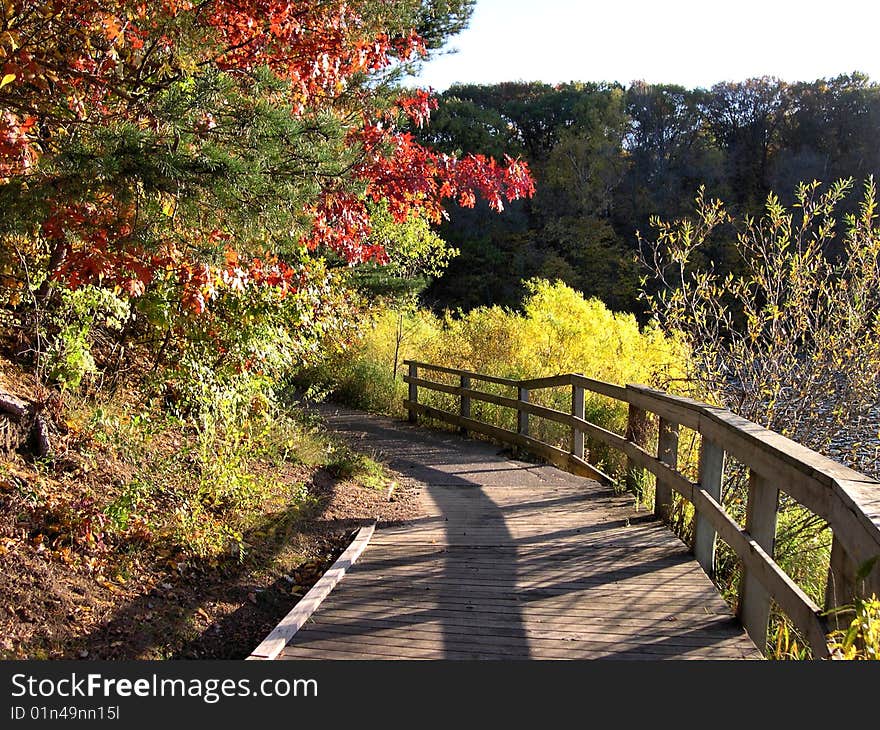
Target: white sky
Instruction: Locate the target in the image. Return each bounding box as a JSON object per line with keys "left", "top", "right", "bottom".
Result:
{"left": 408, "top": 0, "right": 880, "bottom": 90}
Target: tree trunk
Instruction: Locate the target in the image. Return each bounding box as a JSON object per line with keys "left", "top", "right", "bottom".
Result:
{"left": 0, "top": 391, "right": 51, "bottom": 458}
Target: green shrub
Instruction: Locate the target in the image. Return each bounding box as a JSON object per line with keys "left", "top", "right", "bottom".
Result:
{"left": 334, "top": 358, "right": 403, "bottom": 413}
{"left": 45, "top": 285, "right": 130, "bottom": 390}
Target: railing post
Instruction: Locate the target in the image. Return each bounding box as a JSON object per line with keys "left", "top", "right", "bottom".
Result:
{"left": 693, "top": 438, "right": 725, "bottom": 577}
{"left": 738, "top": 470, "right": 778, "bottom": 651}
{"left": 625, "top": 397, "right": 649, "bottom": 493}
{"left": 407, "top": 362, "right": 418, "bottom": 423}
{"left": 517, "top": 387, "right": 529, "bottom": 436}
{"left": 654, "top": 417, "right": 678, "bottom": 521}
{"left": 571, "top": 383, "right": 584, "bottom": 458}
{"left": 459, "top": 374, "right": 470, "bottom": 436}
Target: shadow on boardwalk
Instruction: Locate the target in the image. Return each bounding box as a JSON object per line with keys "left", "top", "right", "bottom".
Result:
{"left": 279, "top": 403, "right": 760, "bottom": 660}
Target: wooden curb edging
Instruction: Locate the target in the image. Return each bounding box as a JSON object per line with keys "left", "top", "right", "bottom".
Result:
{"left": 246, "top": 520, "right": 377, "bottom": 660}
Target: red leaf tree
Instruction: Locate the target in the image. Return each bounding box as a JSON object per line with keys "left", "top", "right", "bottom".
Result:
{"left": 0, "top": 1, "right": 533, "bottom": 314}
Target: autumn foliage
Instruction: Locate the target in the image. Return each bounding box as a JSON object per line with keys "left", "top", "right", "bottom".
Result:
{"left": 0, "top": 0, "right": 533, "bottom": 314}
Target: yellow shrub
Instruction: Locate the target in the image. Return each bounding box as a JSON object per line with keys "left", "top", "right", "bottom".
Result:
{"left": 310, "top": 279, "right": 689, "bottom": 477}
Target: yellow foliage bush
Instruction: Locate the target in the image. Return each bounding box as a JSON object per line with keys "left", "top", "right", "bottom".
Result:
{"left": 308, "top": 279, "right": 688, "bottom": 476}
{"left": 431, "top": 279, "right": 687, "bottom": 386}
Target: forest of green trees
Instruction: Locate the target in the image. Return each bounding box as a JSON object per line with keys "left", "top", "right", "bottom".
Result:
{"left": 415, "top": 75, "right": 880, "bottom": 314}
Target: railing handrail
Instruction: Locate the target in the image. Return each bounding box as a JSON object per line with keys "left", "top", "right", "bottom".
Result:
{"left": 402, "top": 359, "right": 880, "bottom": 658}
{"left": 627, "top": 384, "right": 880, "bottom": 561}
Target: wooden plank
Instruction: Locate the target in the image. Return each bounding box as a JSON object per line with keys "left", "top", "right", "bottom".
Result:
{"left": 518, "top": 374, "right": 572, "bottom": 390}
{"left": 655, "top": 418, "right": 678, "bottom": 521}
{"left": 572, "top": 383, "right": 585, "bottom": 459}
{"left": 363, "top": 547, "right": 695, "bottom": 564}
{"left": 325, "top": 582, "right": 726, "bottom": 603}
{"left": 463, "top": 385, "right": 573, "bottom": 426}
{"left": 371, "top": 536, "right": 684, "bottom": 549}
{"left": 625, "top": 397, "right": 650, "bottom": 494}
{"left": 570, "top": 373, "right": 629, "bottom": 401}
{"left": 403, "top": 376, "right": 573, "bottom": 428}
{"left": 285, "top": 630, "right": 754, "bottom": 660}
{"left": 572, "top": 414, "right": 629, "bottom": 451}
{"left": 285, "top": 630, "right": 752, "bottom": 660}
{"left": 705, "top": 406, "right": 867, "bottom": 485}
{"left": 332, "top": 567, "right": 702, "bottom": 583}
{"left": 407, "top": 362, "right": 418, "bottom": 423}
{"left": 247, "top": 522, "right": 375, "bottom": 660}
{"left": 365, "top": 542, "right": 687, "bottom": 557}
{"left": 459, "top": 374, "right": 470, "bottom": 435}
{"left": 403, "top": 362, "right": 577, "bottom": 393}
{"left": 280, "top": 644, "right": 728, "bottom": 661}
{"left": 303, "top": 616, "right": 754, "bottom": 651}
{"left": 469, "top": 388, "right": 571, "bottom": 425}
{"left": 360, "top": 546, "right": 694, "bottom": 564}
{"left": 518, "top": 386, "right": 529, "bottom": 436}
{"left": 403, "top": 374, "right": 463, "bottom": 396}
{"left": 280, "top": 643, "right": 751, "bottom": 661}
{"left": 693, "top": 438, "right": 725, "bottom": 578}
{"left": 738, "top": 470, "right": 778, "bottom": 651}
{"left": 313, "top": 605, "right": 747, "bottom": 633}
{"left": 332, "top": 566, "right": 735, "bottom": 590}
{"left": 625, "top": 385, "right": 706, "bottom": 431}
{"left": 328, "top": 556, "right": 724, "bottom": 585}
{"left": 568, "top": 454, "right": 616, "bottom": 485}
{"left": 318, "top": 591, "right": 736, "bottom": 619}
{"left": 295, "top": 619, "right": 754, "bottom": 651}
{"left": 831, "top": 480, "right": 880, "bottom": 597}
{"left": 308, "top": 601, "right": 733, "bottom": 629}
{"left": 403, "top": 360, "right": 519, "bottom": 387}
{"left": 700, "top": 415, "right": 880, "bottom": 574}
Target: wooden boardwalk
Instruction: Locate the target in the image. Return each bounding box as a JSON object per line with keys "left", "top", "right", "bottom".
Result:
{"left": 279, "top": 405, "right": 760, "bottom": 660}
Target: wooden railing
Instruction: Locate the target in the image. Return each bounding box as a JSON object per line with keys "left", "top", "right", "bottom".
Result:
{"left": 403, "top": 360, "right": 880, "bottom": 658}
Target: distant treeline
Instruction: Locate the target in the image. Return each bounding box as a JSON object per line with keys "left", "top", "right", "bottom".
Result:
{"left": 416, "top": 74, "right": 880, "bottom": 314}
